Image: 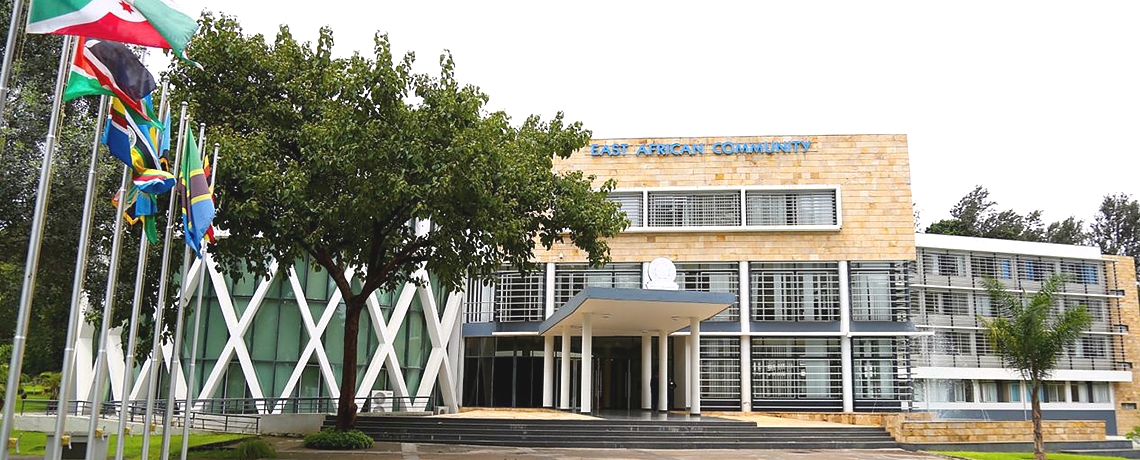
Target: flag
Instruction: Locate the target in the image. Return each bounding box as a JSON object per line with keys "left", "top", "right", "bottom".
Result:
{"left": 64, "top": 37, "right": 155, "bottom": 119}
{"left": 27, "top": 0, "right": 199, "bottom": 60}
{"left": 180, "top": 128, "right": 214, "bottom": 258}
{"left": 104, "top": 95, "right": 171, "bottom": 192}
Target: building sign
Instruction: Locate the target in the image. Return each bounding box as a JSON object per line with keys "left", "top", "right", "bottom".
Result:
{"left": 589, "top": 140, "right": 812, "bottom": 157}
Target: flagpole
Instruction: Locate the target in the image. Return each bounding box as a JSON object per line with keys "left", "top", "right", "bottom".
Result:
{"left": 46, "top": 95, "right": 109, "bottom": 460}
{"left": 0, "top": 0, "right": 26, "bottom": 148}
{"left": 113, "top": 228, "right": 150, "bottom": 460}
{"left": 139, "top": 85, "right": 177, "bottom": 460}
{"left": 178, "top": 123, "right": 207, "bottom": 460}
{"left": 158, "top": 103, "right": 190, "bottom": 460}
{"left": 0, "top": 34, "right": 74, "bottom": 460}
{"left": 83, "top": 163, "right": 131, "bottom": 460}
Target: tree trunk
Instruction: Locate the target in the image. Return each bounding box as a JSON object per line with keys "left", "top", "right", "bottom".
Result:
{"left": 1031, "top": 381, "right": 1046, "bottom": 460}
{"left": 335, "top": 296, "right": 365, "bottom": 431}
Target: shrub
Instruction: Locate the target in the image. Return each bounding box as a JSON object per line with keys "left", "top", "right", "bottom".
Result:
{"left": 302, "top": 429, "right": 374, "bottom": 450}
{"left": 1126, "top": 425, "right": 1140, "bottom": 442}
{"left": 234, "top": 438, "right": 277, "bottom": 459}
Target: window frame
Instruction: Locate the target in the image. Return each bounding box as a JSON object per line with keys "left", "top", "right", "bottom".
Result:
{"left": 610, "top": 185, "right": 842, "bottom": 232}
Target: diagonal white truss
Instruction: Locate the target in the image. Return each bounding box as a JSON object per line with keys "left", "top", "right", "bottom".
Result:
{"left": 75, "top": 253, "right": 462, "bottom": 415}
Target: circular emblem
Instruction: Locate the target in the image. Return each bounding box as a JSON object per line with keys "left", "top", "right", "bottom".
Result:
{"left": 647, "top": 257, "right": 676, "bottom": 283}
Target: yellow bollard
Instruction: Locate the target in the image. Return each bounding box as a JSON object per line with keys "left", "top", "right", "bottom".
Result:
{"left": 124, "top": 427, "right": 131, "bottom": 436}
{"left": 60, "top": 433, "right": 71, "bottom": 448}
{"left": 150, "top": 422, "right": 156, "bottom": 433}
{"left": 8, "top": 436, "right": 17, "bottom": 453}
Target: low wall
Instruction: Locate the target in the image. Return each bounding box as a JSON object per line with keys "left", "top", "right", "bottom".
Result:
{"left": 763, "top": 411, "right": 933, "bottom": 438}
{"left": 257, "top": 414, "right": 325, "bottom": 436}
{"left": 895, "top": 420, "right": 1106, "bottom": 443}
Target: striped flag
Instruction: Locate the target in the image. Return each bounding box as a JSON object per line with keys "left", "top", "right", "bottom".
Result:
{"left": 63, "top": 37, "right": 155, "bottom": 119}
{"left": 27, "top": 0, "right": 199, "bottom": 60}
{"left": 180, "top": 128, "right": 214, "bottom": 258}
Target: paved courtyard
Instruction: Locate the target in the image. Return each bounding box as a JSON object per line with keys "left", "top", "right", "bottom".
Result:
{"left": 267, "top": 438, "right": 952, "bottom": 460}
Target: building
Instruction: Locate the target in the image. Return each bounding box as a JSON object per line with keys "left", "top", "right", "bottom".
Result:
{"left": 73, "top": 134, "right": 1140, "bottom": 435}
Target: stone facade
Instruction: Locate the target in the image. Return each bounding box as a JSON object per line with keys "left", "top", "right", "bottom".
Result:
{"left": 895, "top": 420, "right": 1106, "bottom": 444}
{"left": 535, "top": 134, "right": 915, "bottom": 264}
{"left": 1111, "top": 255, "right": 1140, "bottom": 435}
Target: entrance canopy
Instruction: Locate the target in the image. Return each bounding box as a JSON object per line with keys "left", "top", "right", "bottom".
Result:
{"left": 537, "top": 287, "right": 735, "bottom": 337}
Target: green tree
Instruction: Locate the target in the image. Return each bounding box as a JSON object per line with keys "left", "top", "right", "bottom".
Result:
{"left": 1089, "top": 193, "right": 1140, "bottom": 276}
{"left": 981, "top": 275, "right": 1092, "bottom": 460}
{"left": 1044, "top": 217, "right": 1086, "bottom": 245}
{"left": 167, "top": 14, "right": 628, "bottom": 430}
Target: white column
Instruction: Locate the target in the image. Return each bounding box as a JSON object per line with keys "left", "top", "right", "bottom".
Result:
{"left": 840, "top": 260, "right": 854, "bottom": 413}
{"left": 690, "top": 317, "right": 701, "bottom": 415}
{"left": 545, "top": 262, "right": 556, "bottom": 319}
{"left": 581, "top": 314, "right": 593, "bottom": 414}
{"left": 560, "top": 328, "right": 571, "bottom": 410}
{"left": 641, "top": 333, "right": 652, "bottom": 410}
{"left": 542, "top": 334, "right": 554, "bottom": 408}
{"left": 658, "top": 331, "right": 668, "bottom": 412}
{"left": 739, "top": 261, "right": 751, "bottom": 412}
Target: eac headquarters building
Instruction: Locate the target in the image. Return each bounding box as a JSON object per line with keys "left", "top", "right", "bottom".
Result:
{"left": 83, "top": 134, "right": 1140, "bottom": 435}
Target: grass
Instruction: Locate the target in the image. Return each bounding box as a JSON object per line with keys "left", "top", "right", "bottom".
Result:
{"left": 7, "top": 430, "right": 249, "bottom": 459}
{"left": 937, "top": 452, "right": 1130, "bottom": 460}
{"left": 12, "top": 395, "right": 51, "bottom": 414}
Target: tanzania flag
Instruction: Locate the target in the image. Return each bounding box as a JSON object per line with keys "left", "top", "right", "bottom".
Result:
{"left": 64, "top": 37, "right": 155, "bottom": 119}
{"left": 180, "top": 128, "right": 214, "bottom": 258}
{"left": 27, "top": 0, "right": 199, "bottom": 60}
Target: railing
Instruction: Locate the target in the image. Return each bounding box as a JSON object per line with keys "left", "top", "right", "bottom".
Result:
{"left": 13, "top": 395, "right": 440, "bottom": 433}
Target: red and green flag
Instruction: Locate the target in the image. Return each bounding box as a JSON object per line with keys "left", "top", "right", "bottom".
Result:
{"left": 27, "top": 0, "right": 199, "bottom": 60}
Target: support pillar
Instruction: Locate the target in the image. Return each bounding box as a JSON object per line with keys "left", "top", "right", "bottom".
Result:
{"left": 690, "top": 317, "right": 701, "bottom": 416}
{"left": 641, "top": 333, "right": 651, "bottom": 410}
{"left": 560, "top": 328, "right": 571, "bottom": 410}
{"left": 683, "top": 336, "right": 691, "bottom": 410}
{"left": 542, "top": 334, "right": 554, "bottom": 408}
{"left": 840, "top": 260, "right": 854, "bottom": 413}
{"left": 740, "top": 335, "right": 751, "bottom": 412}
{"left": 581, "top": 314, "right": 593, "bottom": 414}
{"left": 658, "top": 330, "right": 668, "bottom": 412}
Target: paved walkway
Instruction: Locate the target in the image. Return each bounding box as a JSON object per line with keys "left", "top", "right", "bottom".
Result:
{"left": 267, "top": 438, "right": 952, "bottom": 460}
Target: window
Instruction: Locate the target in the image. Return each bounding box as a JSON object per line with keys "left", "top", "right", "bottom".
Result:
{"left": 853, "top": 338, "right": 910, "bottom": 400}
{"left": 1061, "top": 261, "right": 1100, "bottom": 285}
{"left": 971, "top": 255, "right": 1013, "bottom": 279}
{"left": 751, "top": 262, "right": 840, "bottom": 321}
{"left": 923, "top": 252, "right": 966, "bottom": 276}
{"left": 701, "top": 338, "right": 741, "bottom": 402}
{"left": 1092, "top": 383, "right": 1111, "bottom": 403}
{"left": 647, "top": 191, "right": 739, "bottom": 227}
{"left": 974, "top": 294, "right": 994, "bottom": 317}
{"left": 979, "top": 381, "right": 999, "bottom": 402}
{"left": 745, "top": 190, "right": 837, "bottom": 226}
{"left": 752, "top": 338, "right": 841, "bottom": 400}
{"left": 465, "top": 269, "right": 545, "bottom": 323}
{"left": 1043, "top": 382, "right": 1065, "bottom": 403}
{"left": 676, "top": 263, "right": 739, "bottom": 321}
{"left": 606, "top": 192, "right": 643, "bottom": 227}
{"left": 924, "top": 291, "right": 969, "bottom": 316}
{"left": 1018, "top": 258, "right": 1056, "bottom": 282}
{"left": 1079, "top": 336, "right": 1107, "bottom": 358}
{"left": 849, "top": 261, "right": 909, "bottom": 322}
{"left": 553, "top": 263, "right": 641, "bottom": 309}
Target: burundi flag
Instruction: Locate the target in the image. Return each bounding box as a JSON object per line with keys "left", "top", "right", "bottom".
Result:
{"left": 180, "top": 128, "right": 214, "bottom": 258}
{"left": 27, "top": 0, "right": 199, "bottom": 60}
{"left": 63, "top": 37, "right": 155, "bottom": 119}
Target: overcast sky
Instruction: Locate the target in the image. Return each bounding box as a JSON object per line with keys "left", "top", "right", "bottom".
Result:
{"left": 161, "top": 0, "right": 1140, "bottom": 229}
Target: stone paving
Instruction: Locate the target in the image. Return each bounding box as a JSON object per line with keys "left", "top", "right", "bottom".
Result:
{"left": 267, "top": 438, "right": 952, "bottom": 460}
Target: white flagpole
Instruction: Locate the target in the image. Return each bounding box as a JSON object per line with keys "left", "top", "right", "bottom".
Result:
{"left": 178, "top": 123, "right": 207, "bottom": 460}
{"left": 0, "top": 34, "right": 74, "bottom": 460}
{"left": 140, "top": 89, "right": 179, "bottom": 460}
{"left": 46, "top": 94, "right": 109, "bottom": 460}
{"left": 0, "top": 0, "right": 26, "bottom": 148}
{"left": 112, "top": 76, "right": 170, "bottom": 460}
{"left": 113, "top": 230, "right": 149, "bottom": 459}
{"left": 83, "top": 163, "right": 131, "bottom": 460}
{"left": 158, "top": 103, "right": 190, "bottom": 460}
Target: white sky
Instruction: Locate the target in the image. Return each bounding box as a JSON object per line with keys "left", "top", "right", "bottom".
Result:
{"left": 161, "top": 0, "right": 1140, "bottom": 228}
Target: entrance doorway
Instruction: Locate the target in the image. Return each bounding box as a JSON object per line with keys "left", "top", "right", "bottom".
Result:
{"left": 591, "top": 337, "right": 641, "bottom": 411}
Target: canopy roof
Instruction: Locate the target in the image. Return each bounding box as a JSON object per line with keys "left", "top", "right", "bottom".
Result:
{"left": 537, "top": 287, "right": 735, "bottom": 337}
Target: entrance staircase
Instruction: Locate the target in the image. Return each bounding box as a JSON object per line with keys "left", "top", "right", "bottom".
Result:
{"left": 326, "top": 415, "right": 900, "bottom": 449}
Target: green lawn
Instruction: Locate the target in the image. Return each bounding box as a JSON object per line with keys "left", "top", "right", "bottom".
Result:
{"left": 12, "top": 395, "right": 51, "bottom": 414}
{"left": 938, "top": 452, "right": 1130, "bottom": 460}
{"left": 7, "top": 430, "right": 249, "bottom": 459}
